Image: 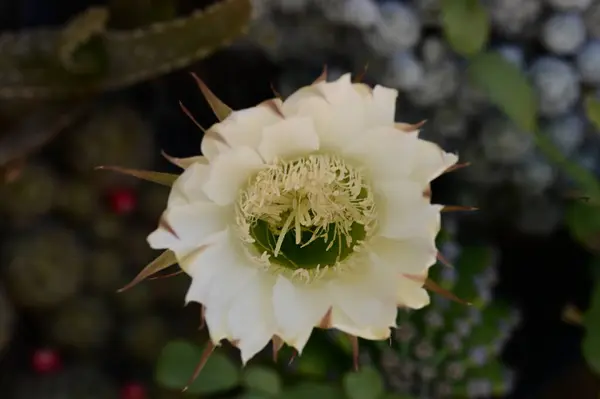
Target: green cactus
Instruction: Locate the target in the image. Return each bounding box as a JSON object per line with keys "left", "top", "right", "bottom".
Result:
{"left": 0, "top": 285, "right": 14, "bottom": 357}
{"left": 0, "top": 162, "right": 58, "bottom": 226}
{"left": 121, "top": 314, "right": 168, "bottom": 363}
{"left": 64, "top": 103, "right": 155, "bottom": 187}
{"left": 88, "top": 248, "right": 125, "bottom": 293}
{"left": 114, "top": 282, "right": 154, "bottom": 314}
{"left": 51, "top": 296, "right": 113, "bottom": 350}
{"left": 119, "top": 227, "right": 158, "bottom": 268}
{"left": 378, "top": 243, "right": 520, "bottom": 398}
{"left": 11, "top": 366, "right": 118, "bottom": 399}
{"left": 91, "top": 211, "right": 125, "bottom": 242}
{"left": 3, "top": 226, "right": 85, "bottom": 309}
{"left": 138, "top": 183, "right": 169, "bottom": 223}
{"left": 56, "top": 178, "right": 102, "bottom": 224}
{"left": 0, "top": 0, "right": 252, "bottom": 99}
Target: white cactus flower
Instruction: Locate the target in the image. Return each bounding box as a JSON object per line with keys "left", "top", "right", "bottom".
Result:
{"left": 107, "top": 70, "right": 464, "bottom": 384}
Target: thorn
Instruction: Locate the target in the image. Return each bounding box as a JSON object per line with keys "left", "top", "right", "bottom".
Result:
{"left": 260, "top": 98, "right": 285, "bottom": 118}
{"left": 178, "top": 101, "right": 206, "bottom": 132}
{"left": 436, "top": 252, "right": 453, "bottom": 268}
{"left": 423, "top": 185, "right": 431, "bottom": 199}
{"left": 199, "top": 305, "right": 206, "bottom": 330}
{"left": 427, "top": 277, "right": 471, "bottom": 306}
{"left": 270, "top": 82, "right": 282, "bottom": 100}
{"left": 318, "top": 308, "right": 333, "bottom": 329}
{"left": 94, "top": 165, "right": 177, "bottom": 187}
{"left": 158, "top": 216, "right": 179, "bottom": 239}
{"left": 348, "top": 335, "right": 360, "bottom": 371}
{"left": 147, "top": 270, "right": 184, "bottom": 280}
{"left": 190, "top": 72, "right": 233, "bottom": 121}
{"left": 395, "top": 120, "right": 427, "bottom": 132}
{"left": 288, "top": 349, "right": 298, "bottom": 365}
{"left": 181, "top": 341, "right": 216, "bottom": 392}
{"left": 312, "top": 65, "right": 328, "bottom": 84}
{"left": 353, "top": 63, "right": 369, "bottom": 83}
{"left": 444, "top": 162, "right": 471, "bottom": 174}
{"left": 272, "top": 336, "right": 284, "bottom": 363}
{"left": 117, "top": 250, "right": 177, "bottom": 293}
{"left": 441, "top": 205, "right": 478, "bottom": 213}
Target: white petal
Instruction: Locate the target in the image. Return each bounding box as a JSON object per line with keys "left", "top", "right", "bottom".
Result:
{"left": 168, "top": 162, "right": 211, "bottom": 206}
{"left": 376, "top": 180, "right": 442, "bottom": 239}
{"left": 201, "top": 135, "right": 229, "bottom": 162}
{"left": 201, "top": 103, "right": 283, "bottom": 160}
{"left": 327, "top": 260, "right": 398, "bottom": 333}
{"left": 282, "top": 74, "right": 367, "bottom": 152}
{"left": 367, "top": 85, "right": 398, "bottom": 127}
{"left": 204, "top": 304, "right": 233, "bottom": 344}
{"left": 272, "top": 276, "right": 330, "bottom": 353}
{"left": 202, "top": 146, "right": 265, "bottom": 205}
{"left": 146, "top": 205, "right": 228, "bottom": 262}
{"left": 184, "top": 229, "right": 257, "bottom": 304}
{"left": 227, "top": 273, "right": 277, "bottom": 364}
{"left": 330, "top": 307, "right": 392, "bottom": 340}
{"left": 161, "top": 202, "right": 229, "bottom": 248}
{"left": 371, "top": 236, "right": 437, "bottom": 275}
{"left": 342, "top": 126, "right": 417, "bottom": 180}
{"left": 397, "top": 275, "right": 430, "bottom": 309}
{"left": 410, "top": 139, "right": 459, "bottom": 187}
{"left": 258, "top": 117, "right": 320, "bottom": 162}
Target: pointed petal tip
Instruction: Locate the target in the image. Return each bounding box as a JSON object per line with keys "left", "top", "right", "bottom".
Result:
{"left": 441, "top": 205, "right": 479, "bottom": 213}
{"left": 94, "top": 165, "right": 178, "bottom": 186}
{"left": 190, "top": 72, "right": 233, "bottom": 121}
{"left": 444, "top": 162, "right": 471, "bottom": 174}
{"left": 312, "top": 65, "right": 328, "bottom": 84}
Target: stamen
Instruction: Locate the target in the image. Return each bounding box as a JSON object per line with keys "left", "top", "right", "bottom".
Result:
{"left": 235, "top": 154, "right": 377, "bottom": 281}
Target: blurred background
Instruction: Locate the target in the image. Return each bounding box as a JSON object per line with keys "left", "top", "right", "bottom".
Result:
{"left": 0, "top": 0, "right": 600, "bottom": 398}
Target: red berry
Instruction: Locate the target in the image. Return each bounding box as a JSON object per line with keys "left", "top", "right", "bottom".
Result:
{"left": 108, "top": 188, "right": 137, "bottom": 215}
{"left": 121, "top": 382, "right": 146, "bottom": 399}
{"left": 32, "top": 348, "right": 62, "bottom": 374}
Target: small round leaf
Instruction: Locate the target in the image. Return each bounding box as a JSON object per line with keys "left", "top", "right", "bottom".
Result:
{"left": 441, "top": 0, "right": 489, "bottom": 56}
{"left": 283, "top": 382, "right": 345, "bottom": 399}
{"left": 155, "top": 340, "right": 240, "bottom": 395}
{"left": 342, "top": 367, "right": 385, "bottom": 399}
{"left": 468, "top": 51, "right": 537, "bottom": 133}
{"left": 583, "top": 282, "right": 600, "bottom": 374}
{"left": 242, "top": 366, "right": 282, "bottom": 396}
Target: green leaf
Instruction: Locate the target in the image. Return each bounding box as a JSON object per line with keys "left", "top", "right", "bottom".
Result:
{"left": 155, "top": 340, "right": 240, "bottom": 395}
{"left": 242, "top": 366, "right": 282, "bottom": 396}
{"left": 584, "top": 281, "right": 600, "bottom": 374}
{"left": 378, "top": 395, "right": 418, "bottom": 399}
{"left": 565, "top": 202, "right": 600, "bottom": 252}
{"left": 585, "top": 95, "right": 600, "bottom": 131}
{"left": 441, "top": 0, "right": 489, "bottom": 56}
{"left": 468, "top": 51, "right": 537, "bottom": 132}
{"left": 533, "top": 134, "right": 600, "bottom": 200}
{"left": 342, "top": 367, "right": 385, "bottom": 399}
{"left": 282, "top": 383, "right": 345, "bottom": 399}
{"left": 238, "top": 392, "right": 273, "bottom": 399}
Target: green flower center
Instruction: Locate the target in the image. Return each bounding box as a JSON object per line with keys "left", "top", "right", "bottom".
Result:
{"left": 236, "top": 154, "right": 377, "bottom": 275}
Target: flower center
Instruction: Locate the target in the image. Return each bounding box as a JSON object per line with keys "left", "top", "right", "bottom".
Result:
{"left": 236, "top": 154, "right": 377, "bottom": 279}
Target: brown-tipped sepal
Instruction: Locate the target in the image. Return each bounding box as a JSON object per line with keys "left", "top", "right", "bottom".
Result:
{"left": 395, "top": 120, "right": 427, "bottom": 133}
{"left": 161, "top": 151, "right": 207, "bottom": 169}
{"left": 182, "top": 340, "right": 216, "bottom": 392}
{"left": 190, "top": 72, "right": 233, "bottom": 121}
{"left": 272, "top": 335, "right": 284, "bottom": 363}
{"left": 441, "top": 205, "right": 479, "bottom": 213}
{"left": 312, "top": 65, "right": 328, "bottom": 84}
{"left": 403, "top": 274, "right": 471, "bottom": 306}
{"left": 95, "top": 165, "right": 178, "bottom": 187}
{"left": 118, "top": 250, "right": 177, "bottom": 292}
